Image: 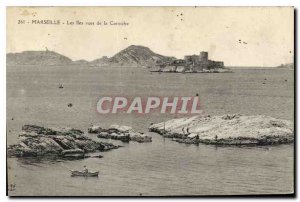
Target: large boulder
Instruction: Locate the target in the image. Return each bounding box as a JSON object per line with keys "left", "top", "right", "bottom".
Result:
{"left": 8, "top": 125, "right": 119, "bottom": 159}
{"left": 88, "top": 125, "right": 152, "bottom": 143}
{"left": 128, "top": 131, "right": 152, "bottom": 143}
{"left": 61, "top": 149, "right": 85, "bottom": 159}
{"left": 97, "top": 132, "right": 130, "bottom": 142}
{"left": 22, "top": 125, "right": 84, "bottom": 136}
{"left": 149, "top": 114, "right": 294, "bottom": 145}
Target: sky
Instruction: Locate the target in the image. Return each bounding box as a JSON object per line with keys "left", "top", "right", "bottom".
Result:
{"left": 7, "top": 7, "right": 294, "bottom": 67}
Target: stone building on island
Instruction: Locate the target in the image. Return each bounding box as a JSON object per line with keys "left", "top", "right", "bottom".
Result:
{"left": 155, "top": 51, "right": 224, "bottom": 73}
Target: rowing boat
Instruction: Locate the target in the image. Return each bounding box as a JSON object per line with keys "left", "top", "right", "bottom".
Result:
{"left": 70, "top": 170, "right": 99, "bottom": 177}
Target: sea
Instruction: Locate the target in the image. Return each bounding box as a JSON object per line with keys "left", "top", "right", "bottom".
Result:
{"left": 7, "top": 65, "right": 294, "bottom": 196}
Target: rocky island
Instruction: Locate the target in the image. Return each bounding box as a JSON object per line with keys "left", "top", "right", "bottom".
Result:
{"left": 8, "top": 125, "right": 119, "bottom": 159}
{"left": 88, "top": 125, "right": 152, "bottom": 143}
{"left": 149, "top": 114, "right": 294, "bottom": 145}
{"left": 6, "top": 50, "right": 73, "bottom": 66}
{"left": 6, "top": 45, "right": 175, "bottom": 67}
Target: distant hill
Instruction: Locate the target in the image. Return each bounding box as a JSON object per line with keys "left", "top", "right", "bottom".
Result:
{"left": 6, "top": 45, "right": 176, "bottom": 67}
{"left": 7, "top": 50, "right": 73, "bottom": 66}
{"left": 276, "top": 63, "right": 294, "bottom": 70}
{"left": 91, "top": 45, "right": 175, "bottom": 67}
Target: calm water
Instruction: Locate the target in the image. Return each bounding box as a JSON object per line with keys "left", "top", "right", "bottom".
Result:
{"left": 7, "top": 66, "right": 294, "bottom": 196}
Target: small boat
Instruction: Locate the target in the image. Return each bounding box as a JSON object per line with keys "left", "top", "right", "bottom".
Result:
{"left": 70, "top": 170, "right": 99, "bottom": 177}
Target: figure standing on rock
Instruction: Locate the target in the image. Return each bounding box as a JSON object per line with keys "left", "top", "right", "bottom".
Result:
{"left": 182, "top": 127, "right": 190, "bottom": 135}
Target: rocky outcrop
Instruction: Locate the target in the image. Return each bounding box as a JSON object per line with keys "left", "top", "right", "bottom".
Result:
{"left": 149, "top": 114, "right": 294, "bottom": 146}
{"left": 8, "top": 125, "right": 119, "bottom": 159}
{"left": 88, "top": 124, "right": 152, "bottom": 143}
{"left": 61, "top": 149, "right": 85, "bottom": 158}
{"left": 89, "top": 56, "right": 110, "bottom": 66}
{"left": 22, "top": 125, "right": 84, "bottom": 136}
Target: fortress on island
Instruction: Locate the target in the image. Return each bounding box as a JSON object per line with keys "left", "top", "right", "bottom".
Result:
{"left": 154, "top": 51, "right": 225, "bottom": 73}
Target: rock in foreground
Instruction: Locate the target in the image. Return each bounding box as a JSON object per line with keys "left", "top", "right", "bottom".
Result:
{"left": 88, "top": 125, "right": 152, "bottom": 143}
{"left": 149, "top": 114, "right": 294, "bottom": 145}
{"left": 8, "top": 125, "right": 119, "bottom": 159}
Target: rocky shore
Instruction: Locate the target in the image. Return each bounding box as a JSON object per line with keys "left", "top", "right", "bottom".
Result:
{"left": 149, "top": 114, "right": 294, "bottom": 145}
{"left": 8, "top": 125, "right": 119, "bottom": 159}
{"left": 88, "top": 125, "right": 152, "bottom": 143}
{"left": 8, "top": 114, "right": 293, "bottom": 160}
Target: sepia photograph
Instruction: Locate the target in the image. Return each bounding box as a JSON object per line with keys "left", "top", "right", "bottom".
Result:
{"left": 6, "top": 6, "right": 294, "bottom": 196}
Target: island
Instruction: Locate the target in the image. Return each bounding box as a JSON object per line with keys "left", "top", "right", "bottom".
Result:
{"left": 149, "top": 114, "right": 294, "bottom": 145}
{"left": 8, "top": 125, "right": 120, "bottom": 159}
